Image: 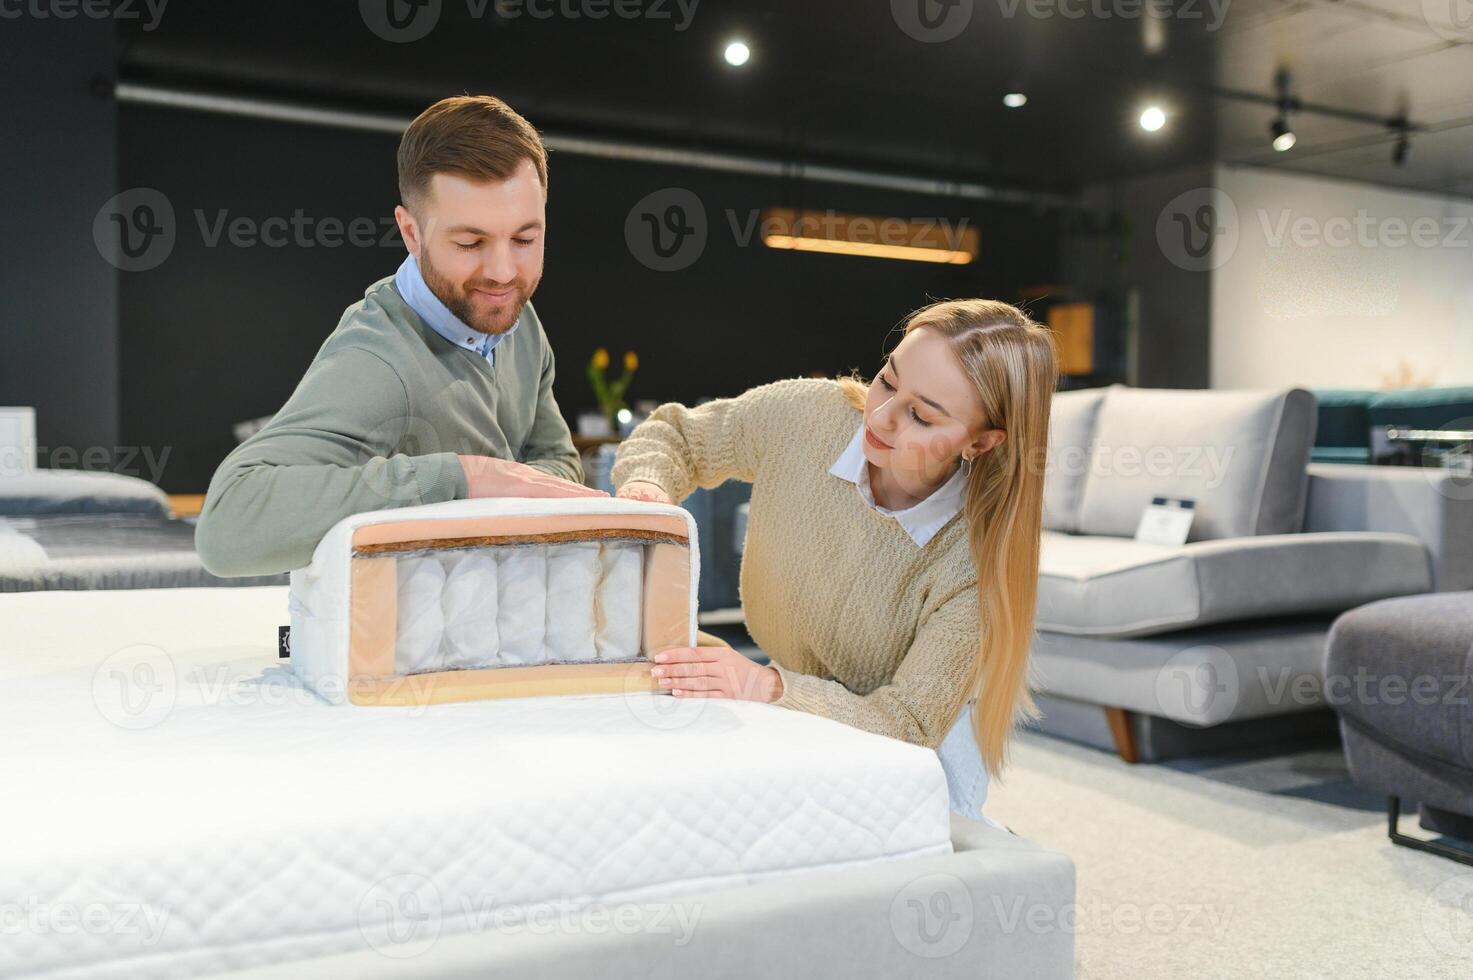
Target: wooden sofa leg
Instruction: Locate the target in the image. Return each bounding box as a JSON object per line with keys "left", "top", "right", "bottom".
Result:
{"left": 1103, "top": 707, "right": 1139, "bottom": 764}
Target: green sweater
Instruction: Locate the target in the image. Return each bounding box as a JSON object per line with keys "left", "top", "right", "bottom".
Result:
{"left": 196, "top": 274, "right": 582, "bottom": 576}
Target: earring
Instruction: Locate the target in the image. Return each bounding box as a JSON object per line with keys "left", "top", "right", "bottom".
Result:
{"left": 961, "top": 453, "right": 975, "bottom": 475}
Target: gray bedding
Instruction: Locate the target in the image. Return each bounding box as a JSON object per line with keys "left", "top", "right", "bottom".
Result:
{"left": 0, "top": 469, "right": 173, "bottom": 518}
{"left": 0, "top": 513, "right": 286, "bottom": 592}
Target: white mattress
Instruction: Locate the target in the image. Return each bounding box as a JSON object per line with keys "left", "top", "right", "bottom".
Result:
{"left": 0, "top": 587, "right": 952, "bottom": 979}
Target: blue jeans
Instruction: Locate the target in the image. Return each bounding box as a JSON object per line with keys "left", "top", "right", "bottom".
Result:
{"left": 937, "top": 701, "right": 1006, "bottom": 830}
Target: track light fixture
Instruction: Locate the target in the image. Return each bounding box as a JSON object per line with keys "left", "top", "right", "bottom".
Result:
{"left": 1271, "top": 116, "right": 1295, "bottom": 152}
{"left": 1270, "top": 68, "right": 1298, "bottom": 152}
{"left": 1389, "top": 116, "right": 1411, "bottom": 166}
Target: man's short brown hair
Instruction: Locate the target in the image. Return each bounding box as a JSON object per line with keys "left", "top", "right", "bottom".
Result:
{"left": 397, "top": 95, "right": 548, "bottom": 210}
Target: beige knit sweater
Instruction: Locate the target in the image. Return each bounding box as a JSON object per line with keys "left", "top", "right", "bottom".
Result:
{"left": 611, "top": 377, "right": 978, "bottom": 750}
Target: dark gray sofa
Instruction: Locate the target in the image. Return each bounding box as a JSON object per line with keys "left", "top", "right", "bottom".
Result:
{"left": 1326, "top": 590, "right": 1473, "bottom": 863}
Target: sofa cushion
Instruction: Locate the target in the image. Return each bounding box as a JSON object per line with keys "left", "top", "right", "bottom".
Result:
{"left": 1031, "top": 615, "right": 1334, "bottom": 726}
{"left": 1075, "top": 385, "right": 1318, "bottom": 541}
{"left": 1308, "top": 388, "right": 1374, "bottom": 454}
{"left": 1037, "top": 529, "right": 1432, "bottom": 638}
{"left": 1326, "top": 591, "right": 1473, "bottom": 779}
{"left": 1042, "top": 387, "right": 1106, "bottom": 534}
{"left": 1366, "top": 385, "right": 1473, "bottom": 431}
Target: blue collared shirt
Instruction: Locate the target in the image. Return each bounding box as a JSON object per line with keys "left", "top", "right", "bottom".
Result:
{"left": 829, "top": 423, "right": 965, "bottom": 547}
{"left": 393, "top": 253, "right": 519, "bottom": 365}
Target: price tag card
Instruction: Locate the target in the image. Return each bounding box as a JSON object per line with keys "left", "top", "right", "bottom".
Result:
{"left": 1134, "top": 496, "right": 1195, "bottom": 546}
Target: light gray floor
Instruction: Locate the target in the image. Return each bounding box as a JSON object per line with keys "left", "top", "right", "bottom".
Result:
{"left": 986, "top": 729, "right": 1473, "bottom": 980}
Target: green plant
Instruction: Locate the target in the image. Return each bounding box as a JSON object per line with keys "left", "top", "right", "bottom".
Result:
{"left": 586, "top": 348, "right": 639, "bottom": 426}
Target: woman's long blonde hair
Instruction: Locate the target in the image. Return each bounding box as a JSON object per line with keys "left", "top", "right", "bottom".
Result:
{"left": 838, "top": 299, "right": 1059, "bottom": 774}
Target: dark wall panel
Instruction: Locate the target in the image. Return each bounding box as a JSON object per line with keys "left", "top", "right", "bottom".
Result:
{"left": 119, "top": 105, "right": 1061, "bottom": 490}
{"left": 1, "top": 17, "right": 118, "bottom": 465}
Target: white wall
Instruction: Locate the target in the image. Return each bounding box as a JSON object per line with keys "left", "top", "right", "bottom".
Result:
{"left": 1210, "top": 165, "right": 1473, "bottom": 390}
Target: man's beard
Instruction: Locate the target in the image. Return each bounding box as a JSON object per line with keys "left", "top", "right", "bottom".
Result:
{"left": 418, "top": 249, "right": 538, "bottom": 336}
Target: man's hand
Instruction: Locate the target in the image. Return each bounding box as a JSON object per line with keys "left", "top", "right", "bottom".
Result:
{"left": 616, "top": 480, "right": 671, "bottom": 504}
{"left": 457, "top": 455, "right": 609, "bottom": 499}
{"left": 650, "top": 646, "right": 783, "bottom": 702}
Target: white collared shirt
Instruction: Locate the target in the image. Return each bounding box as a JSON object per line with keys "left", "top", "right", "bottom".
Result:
{"left": 828, "top": 423, "right": 965, "bottom": 547}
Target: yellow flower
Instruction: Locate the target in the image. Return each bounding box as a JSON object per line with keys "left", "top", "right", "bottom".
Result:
{"left": 624, "top": 351, "right": 639, "bottom": 372}
{"left": 592, "top": 348, "right": 609, "bottom": 370}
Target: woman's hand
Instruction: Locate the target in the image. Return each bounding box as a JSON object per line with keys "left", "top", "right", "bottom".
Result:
{"left": 651, "top": 646, "right": 783, "bottom": 702}
{"left": 617, "top": 480, "right": 671, "bottom": 504}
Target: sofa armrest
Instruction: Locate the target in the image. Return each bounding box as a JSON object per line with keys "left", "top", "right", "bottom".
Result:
{"left": 1304, "top": 463, "right": 1473, "bottom": 592}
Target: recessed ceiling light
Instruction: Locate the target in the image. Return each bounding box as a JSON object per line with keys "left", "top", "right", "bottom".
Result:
{"left": 1003, "top": 92, "right": 1027, "bottom": 108}
{"left": 1139, "top": 105, "right": 1166, "bottom": 132}
{"left": 724, "top": 40, "right": 751, "bottom": 67}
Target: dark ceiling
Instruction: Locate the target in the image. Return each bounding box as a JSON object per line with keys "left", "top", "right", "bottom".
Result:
{"left": 117, "top": 0, "right": 1473, "bottom": 199}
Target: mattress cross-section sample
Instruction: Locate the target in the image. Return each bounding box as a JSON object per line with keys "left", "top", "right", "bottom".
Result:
{"left": 287, "top": 498, "right": 702, "bottom": 705}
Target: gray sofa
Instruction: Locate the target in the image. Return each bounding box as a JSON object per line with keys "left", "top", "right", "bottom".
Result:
{"left": 1030, "top": 383, "right": 1473, "bottom": 762}
{"left": 1326, "top": 590, "right": 1473, "bottom": 864}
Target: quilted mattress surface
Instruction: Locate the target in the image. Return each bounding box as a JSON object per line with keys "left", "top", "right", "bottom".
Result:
{"left": 0, "top": 587, "right": 952, "bottom": 978}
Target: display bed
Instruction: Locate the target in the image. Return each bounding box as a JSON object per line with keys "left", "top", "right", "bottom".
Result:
{"left": 0, "top": 513, "right": 285, "bottom": 592}
{"left": 0, "top": 586, "right": 1075, "bottom": 979}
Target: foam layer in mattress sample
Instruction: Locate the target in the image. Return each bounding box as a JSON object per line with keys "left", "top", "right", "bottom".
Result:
{"left": 0, "top": 586, "right": 953, "bottom": 979}
{"left": 390, "top": 541, "right": 646, "bottom": 674}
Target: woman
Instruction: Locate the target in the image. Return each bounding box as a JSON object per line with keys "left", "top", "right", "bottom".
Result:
{"left": 611, "top": 299, "right": 1058, "bottom": 817}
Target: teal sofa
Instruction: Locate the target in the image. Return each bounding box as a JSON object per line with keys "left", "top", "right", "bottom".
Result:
{"left": 1310, "top": 386, "right": 1473, "bottom": 464}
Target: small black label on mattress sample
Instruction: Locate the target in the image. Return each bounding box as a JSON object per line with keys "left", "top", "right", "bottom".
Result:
{"left": 278, "top": 626, "right": 291, "bottom": 659}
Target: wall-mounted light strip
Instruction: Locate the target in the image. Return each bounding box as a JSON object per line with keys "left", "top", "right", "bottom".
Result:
{"left": 759, "top": 208, "right": 979, "bottom": 265}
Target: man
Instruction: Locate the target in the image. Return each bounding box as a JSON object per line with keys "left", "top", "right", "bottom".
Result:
{"left": 196, "top": 95, "right": 605, "bottom": 577}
